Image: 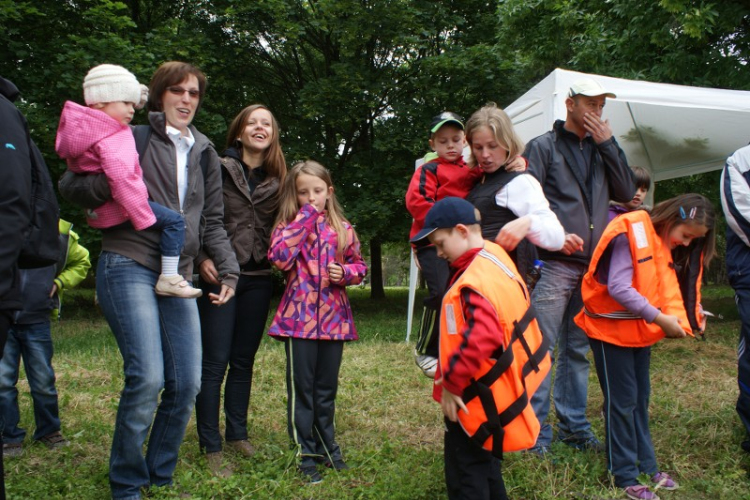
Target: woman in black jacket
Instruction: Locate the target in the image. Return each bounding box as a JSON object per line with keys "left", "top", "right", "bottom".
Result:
{"left": 195, "top": 104, "right": 287, "bottom": 476}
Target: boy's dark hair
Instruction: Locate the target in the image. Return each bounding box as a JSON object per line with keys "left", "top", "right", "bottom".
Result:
{"left": 632, "top": 166, "right": 652, "bottom": 191}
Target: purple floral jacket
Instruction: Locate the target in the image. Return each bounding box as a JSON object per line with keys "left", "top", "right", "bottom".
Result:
{"left": 268, "top": 204, "right": 367, "bottom": 341}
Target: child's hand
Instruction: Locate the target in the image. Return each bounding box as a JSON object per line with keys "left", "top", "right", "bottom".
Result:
{"left": 504, "top": 155, "right": 527, "bottom": 172}
{"left": 654, "top": 313, "right": 686, "bottom": 339}
{"left": 438, "top": 382, "right": 468, "bottom": 422}
{"left": 50, "top": 283, "right": 58, "bottom": 298}
{"left": 328, "top": 262, "right": 344, "bottom": 283}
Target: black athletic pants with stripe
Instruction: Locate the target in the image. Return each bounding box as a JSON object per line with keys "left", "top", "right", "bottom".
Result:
{"left": 415, "top": 246, "right": 450, "bottom": 358}
{"left": 285, "top": 337, "right": 344, "bottom": 468}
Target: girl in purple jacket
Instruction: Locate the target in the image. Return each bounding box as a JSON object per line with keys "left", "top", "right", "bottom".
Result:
{"left": 268, "top": 160, "right": 367, "bottom": 484}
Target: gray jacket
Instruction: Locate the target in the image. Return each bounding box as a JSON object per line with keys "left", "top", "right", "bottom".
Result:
{"left": 524, "top": 119, "right": 635, "bottom": 265}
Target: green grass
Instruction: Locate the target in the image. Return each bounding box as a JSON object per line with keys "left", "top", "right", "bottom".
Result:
{"left": 4, "top": 286, "right": 750, "bottom": 499}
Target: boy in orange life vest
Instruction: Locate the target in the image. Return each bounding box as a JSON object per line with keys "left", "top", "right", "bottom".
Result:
{"left": 411, "top": 197, "right": 546, "bottom": 500}
{"left": 575, "top": 193, "right": 715, "bottom": 500}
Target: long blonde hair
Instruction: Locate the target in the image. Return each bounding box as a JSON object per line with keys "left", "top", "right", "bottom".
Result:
{"left": 465, "top": 102, "right": 525, "bottom": 169}
{"left": 276, "top": 160, "right": 352, "bottom": 258}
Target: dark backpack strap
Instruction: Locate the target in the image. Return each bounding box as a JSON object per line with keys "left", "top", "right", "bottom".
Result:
{"left": 132, "top": 125, "right": 152, "bottom": 160}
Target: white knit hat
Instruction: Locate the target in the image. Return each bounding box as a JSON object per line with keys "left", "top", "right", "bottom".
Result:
{"left": 83, "top": 64, "right": 143, "bottom": 106}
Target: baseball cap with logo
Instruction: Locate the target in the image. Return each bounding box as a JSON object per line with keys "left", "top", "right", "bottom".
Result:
{"left": 429, "top": 111, "right": 464, "bottom": 136}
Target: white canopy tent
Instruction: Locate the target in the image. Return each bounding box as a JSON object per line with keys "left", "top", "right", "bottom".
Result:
{"left": 406, "top": 68, "right": 750, "bottom": 340}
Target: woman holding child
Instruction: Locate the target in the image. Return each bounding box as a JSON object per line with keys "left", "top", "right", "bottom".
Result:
{"left": 195, "top": 104, "right": 287, "bottom": 476}
{"left": 60, "top": 61, "right": 238, "bottom": 500}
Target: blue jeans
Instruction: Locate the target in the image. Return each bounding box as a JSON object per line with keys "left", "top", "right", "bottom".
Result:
{"left": 0, "top": 322, "right": 60, "bottom": 443}
{"left": 529, "top": 259, "right": 595, "bottom": 447}
{"left": 148, "top": 201, "right": 184, "bottom": 258}
{"left": 195, "top": 274, "right": 273, "bottom": 452}
{"left": 97, "top": 252, "right": 201, "bottom": 500}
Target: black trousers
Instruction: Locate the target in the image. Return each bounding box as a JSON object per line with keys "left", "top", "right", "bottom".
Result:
{"left": 285, "top": 337, "right": 344, "bottom": 467}
{"left": 195, "top": 274, "right": 273, "bottom": 452}
{"left": 444, "top": 419, "right": 507, "bottom": 500}
{"left": 415, "top": 246, "right": 450, "bottom": 358}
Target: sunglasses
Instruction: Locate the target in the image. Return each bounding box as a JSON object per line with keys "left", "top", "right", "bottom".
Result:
{"left": 166, "top": 86, "right": 200, "bottom": 99}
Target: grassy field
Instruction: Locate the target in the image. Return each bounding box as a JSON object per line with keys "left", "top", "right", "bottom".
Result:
{"left": 3, "top": 286, "right": 750, "bottom": 499}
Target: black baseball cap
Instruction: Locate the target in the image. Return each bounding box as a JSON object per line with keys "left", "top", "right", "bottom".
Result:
{"left": 410, "top": 197, "right": 480, "bottom": 243}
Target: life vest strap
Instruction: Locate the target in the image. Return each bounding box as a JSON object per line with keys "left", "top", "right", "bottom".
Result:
{"left": 469, "top": 382, "right": 530, "bottom": 459}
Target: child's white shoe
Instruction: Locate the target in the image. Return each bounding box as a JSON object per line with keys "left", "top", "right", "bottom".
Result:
{"left": 155, "top": 274, "right": 202, "bottom": 299}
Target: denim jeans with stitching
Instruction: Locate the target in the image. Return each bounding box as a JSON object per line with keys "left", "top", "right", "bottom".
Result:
{"left": 0, "top": 321, "right": 60, "bottom": 443}
{"left": 97, "top": 252, "right": 201, "bottom": 500}
{"left": 529, "top": 259, "right": 596, "bottom": 447}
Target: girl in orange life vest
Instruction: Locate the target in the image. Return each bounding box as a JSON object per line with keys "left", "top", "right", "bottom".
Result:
{"left": 574, "top": 193, "right": 715, "bottom": 500}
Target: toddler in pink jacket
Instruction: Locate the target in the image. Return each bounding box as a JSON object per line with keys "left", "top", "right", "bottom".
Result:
{"left": 56, "top": 64, "right": 200, "bottom": 298}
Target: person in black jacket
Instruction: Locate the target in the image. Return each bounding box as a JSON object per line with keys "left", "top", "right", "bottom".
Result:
{"left": 523, "top": 78, "right": 635, "bottom": 455}
{"left": 0, "top": 74, "right": 38, "bottom": 500}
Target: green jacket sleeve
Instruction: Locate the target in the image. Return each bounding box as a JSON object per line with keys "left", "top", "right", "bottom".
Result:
{"left": 54, "top": 229, "right": 91, "bottom": 291}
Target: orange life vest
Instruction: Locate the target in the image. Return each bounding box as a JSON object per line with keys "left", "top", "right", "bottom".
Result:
{"left": 574, "top": 210, "right": 702, "bottom": 347}
{"left": 440, "top": 241, "right": 551, "bottom": 457}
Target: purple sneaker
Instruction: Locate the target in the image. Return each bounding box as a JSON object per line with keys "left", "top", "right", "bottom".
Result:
{"left": 652, "top": 472, "right": 679, "bottom": 491}
{"left": 624, "top": 485, "right": 660, "bottom": 500}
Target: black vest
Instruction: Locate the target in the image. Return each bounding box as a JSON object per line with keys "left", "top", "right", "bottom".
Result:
{"left": 466, "top": 170, "right": 538, "bottom": 280}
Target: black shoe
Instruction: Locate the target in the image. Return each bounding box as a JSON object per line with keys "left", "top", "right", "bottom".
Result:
{"left": 299, "top": 465, "right": 323, "bottom": 484}
{"left": 324, "top": 459, "right": 349, "bottom": 471}
{"left": 742, "top": 439, "right": 750, "bottom": 453}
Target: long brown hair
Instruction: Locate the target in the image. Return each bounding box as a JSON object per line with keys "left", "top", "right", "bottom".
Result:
{"left": 276, "top": 160, "right": 352, "bottom": 258}
{"left": 147, "top": 61, "right": 207, "bottom": 112}
{"left": 465, "top": 102, "right": 525, "bottom": 168}
{"left": 225, "top": 104, "right": 287, "bottom": 183}
{"left": 651, "top": 193, "right": 716, "bottom": 267}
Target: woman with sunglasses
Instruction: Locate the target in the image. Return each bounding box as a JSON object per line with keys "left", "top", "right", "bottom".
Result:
{"left": 59, "top": 61, "right": 238, "bottom": 500}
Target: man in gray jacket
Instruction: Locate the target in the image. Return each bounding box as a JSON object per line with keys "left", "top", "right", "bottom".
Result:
{"left": 523, "top": 78, "right": 635, "bottom": 455}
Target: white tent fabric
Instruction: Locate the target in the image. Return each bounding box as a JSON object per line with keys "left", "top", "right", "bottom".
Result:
{"left": 406, "top": 68, "right": 750, "bottom": 340}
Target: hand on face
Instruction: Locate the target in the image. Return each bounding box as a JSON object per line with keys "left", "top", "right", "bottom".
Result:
{"left": 296, "top": 173, "right": 331, "bottom": 213}
{"left": 583, "top": 112, "right": 613, "bottom": 144}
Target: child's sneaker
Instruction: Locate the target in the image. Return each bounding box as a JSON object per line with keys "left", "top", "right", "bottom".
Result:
{"left": 299, "top": 465, "right": 323, "bottom": 484}
{"left": 155, "top": 274, "right": 202, "bottom": 299}
{"left": 624, "top": 485, "right": 660, "bottom": 500}
{"left": 415, "top": 351, "right": 437, "bottom": 378}
{"left": 652, "top": 472, "right": 679, "bottom": 491}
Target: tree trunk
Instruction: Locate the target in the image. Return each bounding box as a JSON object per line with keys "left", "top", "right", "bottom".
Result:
{"left": 369, "top": 238, "right": 385, "bottom": 299}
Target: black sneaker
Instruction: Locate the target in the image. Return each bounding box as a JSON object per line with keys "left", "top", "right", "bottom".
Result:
{"left": 299, "top": 465, "right": 323, "bottom": 484}
{"left": 324, "top": 459, "right": 349, "bottom": 471}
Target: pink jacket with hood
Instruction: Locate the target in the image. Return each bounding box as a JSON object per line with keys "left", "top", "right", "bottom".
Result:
{"left": 55, "top": 101, "right": 156, "bottom": 230}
